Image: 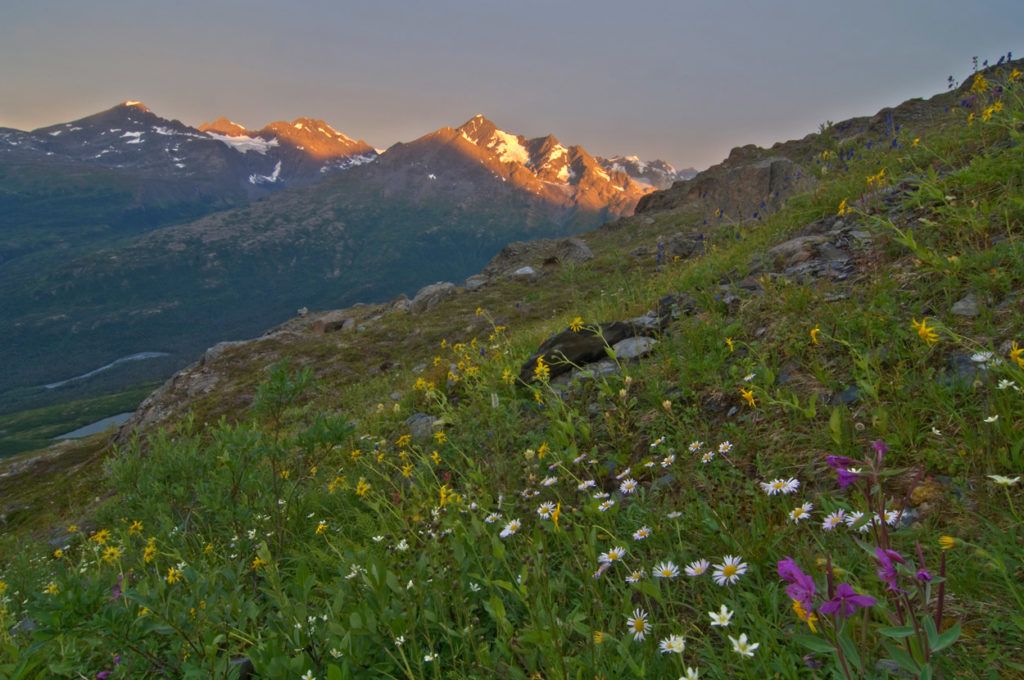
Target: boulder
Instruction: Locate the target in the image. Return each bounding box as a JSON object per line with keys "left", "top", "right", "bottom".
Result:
{"left": 464, "top": 274, "right": 489, "bottom": 292}
{"left": 519, "top": 320, "right": 656, "bottom": 382}
{"left": 410, "top": 282, "right": 457, "bottom": 314}
{"left": 482, "top": 237, "right": 594, "bottom": 278}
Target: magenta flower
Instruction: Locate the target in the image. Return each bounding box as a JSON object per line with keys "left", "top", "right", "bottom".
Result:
{"left": 777, "top": 557, "right": 816, "bottom": 610}
{"left": 825, "top": 456, "right": 861, "bottom": 489}
{"left": 875, "top": 547, "right": 908, "bottom": 593}
{"left": 872, "top": 439, "right": 889, "bottom": 463}
{"left": 819, "top": 583, "right": 877, "bottom": 616}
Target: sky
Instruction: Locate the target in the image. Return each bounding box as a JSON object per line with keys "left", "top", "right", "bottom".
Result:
{"left": 1, "top": 0, "right": 1021, "bottom": 170}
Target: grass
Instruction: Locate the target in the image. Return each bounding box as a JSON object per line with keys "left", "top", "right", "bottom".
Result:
{"left": 1, "top": 60, "right": 1023, "bottom": 679}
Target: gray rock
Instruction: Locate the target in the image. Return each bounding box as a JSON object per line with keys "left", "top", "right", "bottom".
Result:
{"left": 405, "top": 413, "right": 438, "bottom": 440}
{"left": 612, "top": 337, "right": 657, "bottom": 360}
{"left": 410, "top": 282, "right": 457, "bottom": 314}
{"left": 951, "top": 294, "right": 980, "bottom": 317}
{"left": 510, "top": 266, "right": 538, "bottom": 281}
{"left": 483, "top": 237, "right": 594, "bottom": 278}
{"left": 465, "top": 274, "right": 489, "bottom": 292}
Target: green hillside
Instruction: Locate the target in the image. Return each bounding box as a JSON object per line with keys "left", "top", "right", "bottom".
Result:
{"left": 1, "top": 60, "right": 1022, "bottom": 678}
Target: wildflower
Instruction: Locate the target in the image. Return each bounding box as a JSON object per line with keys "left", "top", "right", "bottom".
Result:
{"left": 912, "top": 137, "right": 920, "bottom": 147}
{"left": 911, "top": 317, "right": 939, "bottom": 345}
{"left": 484, "top": 512, "right": 503, "bottom": 524}
{"left": 301, "top": 672, "right": 315, "bottom": 680}
{"left": 712, "top": 555, "right": 748, "bottom": 586}
{"left": 988, "top": 474, "right": 1020, "bottom": 486}
{"left": 997, "top": 379, "right": 1017, "bottom": 390}
{"left": 740, "top": 387, "right": 755, "bottom": 407}
{"left": 592, "top": 630, "right": 604, "bottom": 644}
{"left": 537, "top": 502, "right": 556, "bottom": 519}
{"left": 570, "top": 317, "right": 584, "bottom": 332}
{"left": 44, "top": 583, "right": 59, "bottom": 595}
{"left": 541, "top": 476, "right": 558, "bottom": 487}
{"left": 718, "top": 441, "right": 733, "bottom": 454}
{"left": 685, "top": 559, "right": 710, "bottom": 577}
{"left": 822, "top": 510, "right": 845, "bottom": 531}
{"left": 394, "top": 635, "right": 405, "bottom": 647}
{"left": 654, "top": 561, "right": 680, "bottom": 578}
{"left": 970, "top": 73, "right": 989, "bottom": 93}
{"left": 662, "top": 399, "right": 672, "bottom": 411}
{"left": 792, "top": 599, "right": 818, "bottom": 632}
{"left": 659, "top": 634, "right": 686, "bottom": 654}
{"left": 660, "top": 454, "right": 676, "bottom": 468}
{"left": 625, "top": 608, "right": 649, "bottom": 641}
{"left": 729, "top": 633, "right": 759, "bottom": 657}
{"left": 810, "top": 326, "right": 820, "bottom": 344}
{"left": 882, "top": 509, "right": 901, "bottom": 526}
{"left": 683, "top": 668, "right": 700, "bottom": 680}
{"left": 789, "top": 503, "right": 814, "bottom": 523}
{"left": 345, "top": 564, "right": 366, "bottom": 579}
{"left": 430, "top": 450, "right": 441, "bottom": 465}
{"left": 625, "top": 568, "right": 645, "bottom": 583}
{"left": 577, "top": 480, "right": 596, "bottom": 490}
{"left": 667, "top": 511, "right": 682, "bottom": 519}
{"left": 102, "top": 546, "right": 122, "bottom": 564}
{"left": 499, "top": 519, "right": 521, "bottom": 538}
{"left": 632, "top": 526, "right": 652, "bottom": 540}
{"left": 315, "top": 521, "right": 328, "bottom": 535}
{"left": 53, "top": 548, "right": 64, "bottom": 559}
{"left": 533, "top": 356, "right": 550, "bottom": 381}
{"left": 984, "top": 415, "right": 999, "bottom": 423}
{"left": 395, "top": 539, "right": 409, "bottom": 551}
{"left": 777, "top": 557, "right": 816, "bottom": 610}
{"left": 743, "top": 372, "right": 756, "bottom": 382}
{"left": 1012, "top": 341, "right": 1024, "bottom": 369}
{"left": 875, "top": 547, "right": 907, "bottom": 593}
{"left": 939, "top": 536, "right": 956, "bottom": 550}
{"left": 128, "top": 520, "right": 143, "bottom": 535}
{"left": 599, "top": 546, "right": 626, "bottom": 564}
{"left": 251, "top": 557, "right": 267, "bottom": 571}
{"left": 355, "top": 478, "right": 371, "bottom": 497}
{"left": 825, "top": 456, "right": 860, "bottom": 489}
{"left": 837, "top": 198, "right": 849, "bottom": 215}
{"left": 725, "top": 337, "right": 734, "bottom": 352}
{"left": 688, "top": 440, "right": 704, "bottom": 453}
{"left": 424, "top": 652, "right": 437, "bottom": 662}
{"left": 819, "top": 582, "right": 877, "bottom": 616}
{"left": 615, "top": 467, "right": 632, "bottom": 479}
{"left": 701, "top": 451, "right": 715, "bottom": 463}
{"left": 67, "top": 524, "right": 78, "bottom": 533}
{"left": 143, "top": 539, "right": 157, "bottom": 563}
{"left": 89, "top": 529, "right": 110, "bottom": 545}
{"left": 619, "top": 478, "right": 638, "bottom": 494}
{"left": 761, "top": 477, "right": 800, "bottom": 495}
{"left": 166, "top": 566, "right": 184, "bottom": 584}
{"left": 845, "top": 511, "right": 871, "bottom": 533}
{"left": 709, "top": 604, "right": 734, "bottom": 627}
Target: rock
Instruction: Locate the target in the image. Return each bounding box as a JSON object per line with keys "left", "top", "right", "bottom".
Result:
{"left": 312, "top": 310, "right": 354, "bottom": 334}
{"left": 950, "top": 293, "right": 980, "bottom": 317}
{"left": 510, "top": 266, "right": 538, "bottom": 282}
{"left": 229, "top": 657, "right": 255, "bottom": 680}
{"left": 387, "top": 294, "right": 411, "bottom": 312}
{"left": 464, "top": 274, "right": 489, "bottom": 292}
{"left": 662, "top": 232, "right": 706, "bottom": 260}
{"left": 405, "top": 413, "right": 438, "bottom": 440}
{"left": 612, "top": 337, "right": 657, "bottom": 360}
{"left": 410, "top": 282, "right": 457, "bottom": 314}
{"left": 482, "top": 237, "right": 594, "bottom": 278}
{"left": 519, "top": 320, "right": 661, "bottom": 382}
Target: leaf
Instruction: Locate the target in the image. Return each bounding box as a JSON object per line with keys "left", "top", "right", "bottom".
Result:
{"left": 919, "top": 663, "right": 934, "bottom": 680}
{"left": 792, "top": 633, "right": 836, "bottom": 654}
{"left": 836, "top": 631, "right": 863, "bottom": 671}
{"left": 878, "top": 625, "right": 917, "bottom": 639}
{"left": 882, "top": 640, "right": 921, "bottom": 674}
{"left": 327, "top": 664, "right": 344, "bottom": 680}
{"left": 923, "top": 613, "right": 940, "bottom": 647}
{"left": 932, "top": 620, "right": 961, "bottom": 652}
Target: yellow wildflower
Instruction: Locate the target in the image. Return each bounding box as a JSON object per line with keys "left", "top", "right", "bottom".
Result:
{"left": 502, "top": 368, "right": 514, "bottom": 384}
{"left": 662, "top": 399, "right": 672, "bottom": 412}
{"left": 315, "top": 521, "right": 328, "bottom": 536}
{"left": 328, "top": 476, "right": 346, "bottom": 493}
{"left": 396, "top": 434, "right": 411, "bottom": 447}
{"left": 938, "top": 535, "right": 956, "bottom": 551}
{"left": 166, "top": 566, "right": 183, "bottom": 584}
{"left": 725, "top": 337, "right": 734, "bottom": 352}
{"left": 143, "top": 538, "right": 157, "bottom": 563}
{"left": 44, "top": 583, "right": 59, "bottom": 595}
{"left": 279, "top": 469, "right": 290, "bottom": 480}
{"left": 89, "top": 529, "right": 110, "bottom": 545}
{"left": 551, "top": 502, "right": 561, "bottom": 529}
{"left": 533, "top": 356, "right": 550, "bottom": 382}
{"left": 810, "top": 326, "right": 821, "bottom": 345}
{"left": 0, "top": 580, "right": 7, "bottom": 595}
{"left": 911, "top": 317, "right": 939, "bottom": 345}
{"left": 138, "top": 607, "right": 149, "bottom": 617}
{"left": 204, "top": 543, "right": 214, "bottom": 554}
{"left": 430, "top": 450, "right": 441, "bottom": 465}
{"left": 401, "top": 462, "right": 414, "bottom": 478}
{"left": 434, "top": 430, "right": 447, "bottom": 444}
{"left": 355, "top": 478, "right": 371, "bottom": 498}
{"left": 570, "top": 316, "right": 584, "bottom": 332}
{"left": 912, "top": 137, "right": 920, "bottom": 147}
{"left": 129, "top": 520, "right": 143, "bottom": 535}
{"left": 439, "top": 484, "right": 453, "bottom": 507}
{"left": 350, "top": 448, "right": 361, "bottom": 461}
{"left": 714, "top": 208, "right": 722, "bottom": 218}
{"left": 475, "top": 307, "right": 483, "bottom": 315}
{"left": 970, "top": 73, "right": 989, "bottom": 94}
{"left": 593, "top": 630, "right": 605, "bottom": 644}
{"left": 792, "top": 599, "right": 818, "bottom": 633}
{"left": 250, "top": 557, "right": 267, "bottom": 571}
{"left": 102, "top": 546, "right": 123, "bottom": 564}
{"left": 538, "top": 442, "right": 550, "bottom": 459}
{"left": 53, "top": 549, "right": 64, "bottom": 559}
{"left": 740, "top": 387, "right": 756, "bottom": 408}
{"left": 433, "top": 355, "right": 442, "bottom": 367}
{"left": 533, "top": 391, "right": 543, "bottom": 405}
{"left": 1010, "top": 341, "right": 1024, "bottom": 368}
{"left": 837, "top": 198, "right": 848, "bottom": 216}
{"left": 968, "top": 112, "right": 975, "bottom": 126}
{"left": 1010, "top": 68, "right": 1022, "bottom": 82}
{"left": 67, "top": 524, "right": 78, "bottom": 533}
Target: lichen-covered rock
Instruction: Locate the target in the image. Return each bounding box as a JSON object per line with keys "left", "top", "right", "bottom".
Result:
{"left": 410, "top": 282, "right": 457, "bottom": 314}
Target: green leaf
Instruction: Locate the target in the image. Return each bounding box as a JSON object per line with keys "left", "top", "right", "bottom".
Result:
{"left": 836, "top": 631, "right": 863, "bottom": 671}
{"left": 882, "top": 640, "right": 921, "bottom": 673}
{"left": 932, "top": 620, "right": 961, "bottom": 652}
{"left": 792, "top": 633, "right": 836, "bottom": 654}
{"left": 327, "top": 664, "right": 344, "bottom": 680}
{"left": 879, "top": 625, "right": 917, "bottom": 639}
{"left": 923, "top": 614, "right": 940, "bottom": 647}
{"left": 919, "top": 663, "right": 934, "bottom": 680}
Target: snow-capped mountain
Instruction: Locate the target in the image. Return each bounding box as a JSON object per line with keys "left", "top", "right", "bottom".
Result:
{"left": 596, "top": 155, "right": 698, "bottom": 190}
{"left": 0, "top": 101, "right": 376, "bottom": 197}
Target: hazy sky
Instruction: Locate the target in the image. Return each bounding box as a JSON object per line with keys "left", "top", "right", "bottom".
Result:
{"left": 2, "top": 1, "right": 1021, "bottom": 169}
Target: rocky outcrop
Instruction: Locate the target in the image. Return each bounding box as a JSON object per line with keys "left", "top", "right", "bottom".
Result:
{"left": 410, "top": 282, "right": 458, "bottom": 314}
{"left": 482, "top": 237, "right": 594, "bottom": 279}
{"left": 636, "top": 156, "right": 816, "bottom": 223}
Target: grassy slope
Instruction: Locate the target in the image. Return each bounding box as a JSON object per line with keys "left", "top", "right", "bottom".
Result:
{"left": 1, "top": 63, "right": 1023, "bottom": 678}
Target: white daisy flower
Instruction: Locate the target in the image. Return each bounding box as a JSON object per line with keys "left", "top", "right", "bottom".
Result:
{"left": 712, "top": 555, "right": 748, "bottom": 586}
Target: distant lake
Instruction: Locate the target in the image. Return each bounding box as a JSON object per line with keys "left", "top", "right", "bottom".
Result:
{"left": 54, "top": 412, "right": 134, "bottom": 439}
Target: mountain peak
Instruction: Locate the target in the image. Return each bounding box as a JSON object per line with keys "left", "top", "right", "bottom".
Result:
{"left": 198, "top": 117, "right": 250, "bottom": 137}
{"left": 120, "top": 100, "right": 151, "bottom": 113}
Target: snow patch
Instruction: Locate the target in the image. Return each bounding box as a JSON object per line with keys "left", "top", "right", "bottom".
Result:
{"left": 428, "top": 173, "right": 437, "bottom": 180}
{"left": 121, "top": 131, "right": 144, "bottom": 144}
{"left": 556, "top": 165, "right": 570, "bottom": 182}
{"left": 486, "top": 129, "right": 529, "bottom": 165}
{"left": 319, "top": 153, "right": 377, "bottom": 173}
{"left": 48, "top": 130, "right": 63, "bottom": 136}
{"left": 206, "top": 132, "right": 279, "bottom": 154}
{"left": 175, "top": 162, "right": 186, "bottom": 168}
{"left": 249, "top": 160, "right": 283, "bottom": 184}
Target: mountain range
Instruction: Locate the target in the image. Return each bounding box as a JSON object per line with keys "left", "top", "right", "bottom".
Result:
{"left": 0, "top": 103, "right": 692, "bottom": 413}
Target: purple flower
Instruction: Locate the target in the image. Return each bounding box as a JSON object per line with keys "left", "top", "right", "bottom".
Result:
{"left": 876, "top": 547, "right": 908, "bottom": 593}
{"left": 872, "top": 440, "right": 889, "bottom": 463}
{"left": 825, "top": 456, "right": 861, "bottom": 489}
{"left": 819, "top": 582, "right": 877, "bottom": 616}
{"left": 778, "top": 557, "right": 817, "bottom": 610}
{"left": 916, "top": 569, "right": 932, "bottom": 582}
{"left": 108, "top": 574, "right": 123, "bottom": 603}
